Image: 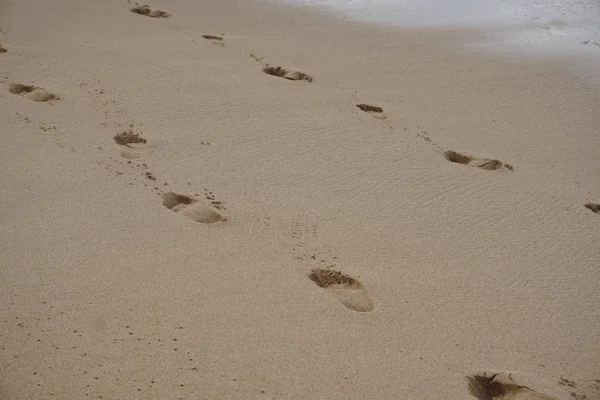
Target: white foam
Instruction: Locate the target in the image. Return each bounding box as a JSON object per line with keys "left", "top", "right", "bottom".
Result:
{"left": 277, "top": 0, "right": 600, "bottom": 79}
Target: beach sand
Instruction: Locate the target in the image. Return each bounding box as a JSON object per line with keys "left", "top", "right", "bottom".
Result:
{"left": 0, "top": 0, "right": 599, "bottom": 398}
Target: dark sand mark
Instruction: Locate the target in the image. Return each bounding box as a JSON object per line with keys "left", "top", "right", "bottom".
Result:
{"left": 202, "top": 35, "right": 223, "bottom": 41}
{"left": 113, "top": 130, "right": 147, "bottom": 146}
{"left": 0, "top": 45, "right": 7, "bottom": 54}
{"left": 356, "top": 104, "right": 383, "bottom": 113}
{"left": 9, "top": 83, "right": 57, "bottom": 102}
{"left": 130, "top": 3, "right": 169, "bottom": 17}
{"left": 162, "top": 192, "right": 226, "bottom": 224}
{"left": 468, "top": 373, "right": 560, "bottom": 400}
{"left": 356, "top": 103, "right": 386, "bottom": 120}
{"left": 113, "top": 130, "right": 148, "bottom": 159}
{"left": 249, "top": 52, "right": 264, "bottom": 63}
{"left": 445, "top": 150, "right": 513, "bottom": 171}
{"left": 309, "top": 268, "right": 374, "bottom": 312}
{"left": 558, "top": 377, "right": 576, "bottom": 389}
{"left": 558, "top": 377, "right": 596, "bottom": 400}
{"left": 263, "top": 66, "right": 313, "bottom": 82}
{"left": 584, "top": 203, "right": 600, "bottom": 214}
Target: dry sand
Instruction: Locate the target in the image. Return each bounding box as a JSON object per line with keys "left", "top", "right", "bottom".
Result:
{"left": 1, "top": 0, "right": 599, "bottom": 399}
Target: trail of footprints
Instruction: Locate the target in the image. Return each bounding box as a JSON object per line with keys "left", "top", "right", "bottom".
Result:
{"left": 110, "top": 126, "right": 226, "bottom": 222}
{"left": 3, "top": 4, "right": 598, "bottom": 398}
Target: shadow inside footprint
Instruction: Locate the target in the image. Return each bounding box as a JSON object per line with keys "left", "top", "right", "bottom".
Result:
{"left": 263, "top": 66, "right": 312, "bottom": 82}
{"left": 0, "top": 45, "right": 7, "bottom": 54}
{"left": 113, "top": 130, "right": 147, "bottom": 146}
{"left": 356, "top": 103, "right": 386, "bottom": 120}
{"left": 9, "top": 83, "right": 57, "bottom": 102}
{"left": 468, "top": 373, "right": 559, "bottom": 400}
{"left": 130, "top": 3, "right": 169, "bottom": 17}
{"left": 584, "top": 203, "right": 600, "bottom": 214}
{"left": 445, "top": 150, "right": 512, "bottom": 171}
{"left": 202, "top": 35, "right": 223, "bottom": 41}
{"left": 162, "top": 192, "right": 226, "bottom": 224}
{"left": 309, "top": 268, "right": 374, "bottom": 312}
{"left": 356, "top": 104, "right": 383, "bottom": 113}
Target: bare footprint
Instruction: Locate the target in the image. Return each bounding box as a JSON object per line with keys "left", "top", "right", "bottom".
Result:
{"left": 114, "top": 130, "right": 147, "bottom": 146}
{"left": 309, "top": 268, "right": 374, "bottom": 312}
{"left": 130, "top": 3, "right": 169, "bottom": 17}
{"left": 9, "top": 83, "right": 57, "bottom": 102}
{"left": 202, "top": 35, "right": 225, "bottom": 47}
{"left": 356, "top": 103, "right": 386, "bottom": 120}
{"left": 468, "top": 372, "right": 561, "bottom": 400}
{"left": 445, "top": 150, "right": 513, "bottom": 171}
{"left": 113, "top": 130, "right": 148, "bottom": 158}
{"left": 263, "top": 66, "right": 313, "bottom": 82}
{"left": 202, "top": 35, "right": 223, "bottom": 41}
{"left": 584, "top": 203, "right": 600, "bottom": 214}
{"left": 162, "top": 192, "right": 227, "bottom": 224}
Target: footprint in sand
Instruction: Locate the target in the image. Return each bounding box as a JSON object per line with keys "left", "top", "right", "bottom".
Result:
{"left": 0, "top": 45, "right": 7, "bottom": 54}
{"left": 162, "top": 192, "right": 227, "bottom": 224}
{"left": 468, "top": 372, "right": 561, "bottom": 400}
{"left": 202, "top": 35, "right": 223, "bottom": 41}
{"left": 356, "top": 103, "right": 387, "bottom": 120}
{"left": 9, "top": 83, "right": 57, "bottom": 102}
{"left": 309, "top": 268, "right": 374, "bottom": 312}
{"left": 113, "top": 130, "right": 148, "bottom": 159}
{"left": 584, "top": 203, "right": 600, "bottom": 214}
{"left": 263, "top": 66, "right": 313, "bottom": 82}
{"left": 202, "top": 35, "right": 225, "bottom": 47}
{"left": 130, "top": 3, "right": 169, "bottom": 17}
{"left": 445, "top": 150, "right": 514, "bottom": 171}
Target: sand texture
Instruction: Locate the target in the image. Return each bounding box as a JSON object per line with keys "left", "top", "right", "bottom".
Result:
{"left": 1, "top": 0, "right": 599, "bottom": 399}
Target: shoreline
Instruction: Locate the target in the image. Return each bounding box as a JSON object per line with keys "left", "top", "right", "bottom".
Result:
{"left": 1, "top": 0, "right": 599, "bottom": 399}
{"left": 274, "top": 0, "right": 600, "bottom": 77}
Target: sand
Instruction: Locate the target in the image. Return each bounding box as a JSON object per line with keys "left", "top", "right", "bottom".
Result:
{"left": 1, "top": 0, "right": 599, "bottom": 399}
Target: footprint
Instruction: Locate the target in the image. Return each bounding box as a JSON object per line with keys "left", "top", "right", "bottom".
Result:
{"left": 356, "top": 103, "right": 386, "bottom": 120}
{"left": 468, "top": 372, "right": 560, "bottom": 400}
{"left": 309, "top": 268, "right": 374, "bottom": 312}
{"left": 113, "top": 130, "right": 148, "bottom": 158}
{"left": 162, "top": 192, "right": 227, "bottom": 224}
{"left": 202, "top": 35, "right": 223, "bottom": 41}
{"left": 113, "top": 130, "right": 147, "bottom": 146}
{"left": 130, "top": 3, "right": 169, "bottom": 17}
{"left": 0, "top": 45, "right": 7, "bottom": 54}
{"left": 201, "top": 35, "right": 225, "bottom": 47}
{"left": 9, "top": 83, "right": 57, "bottom": 102}
{"left": 444, "top": 150, "right": 513, "bottom": 171}
{"left": 263, "top": 66, "right": 313, "bottom": 82}
{"left": 584, "top": 203, "right": 600, "bottom": 214}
